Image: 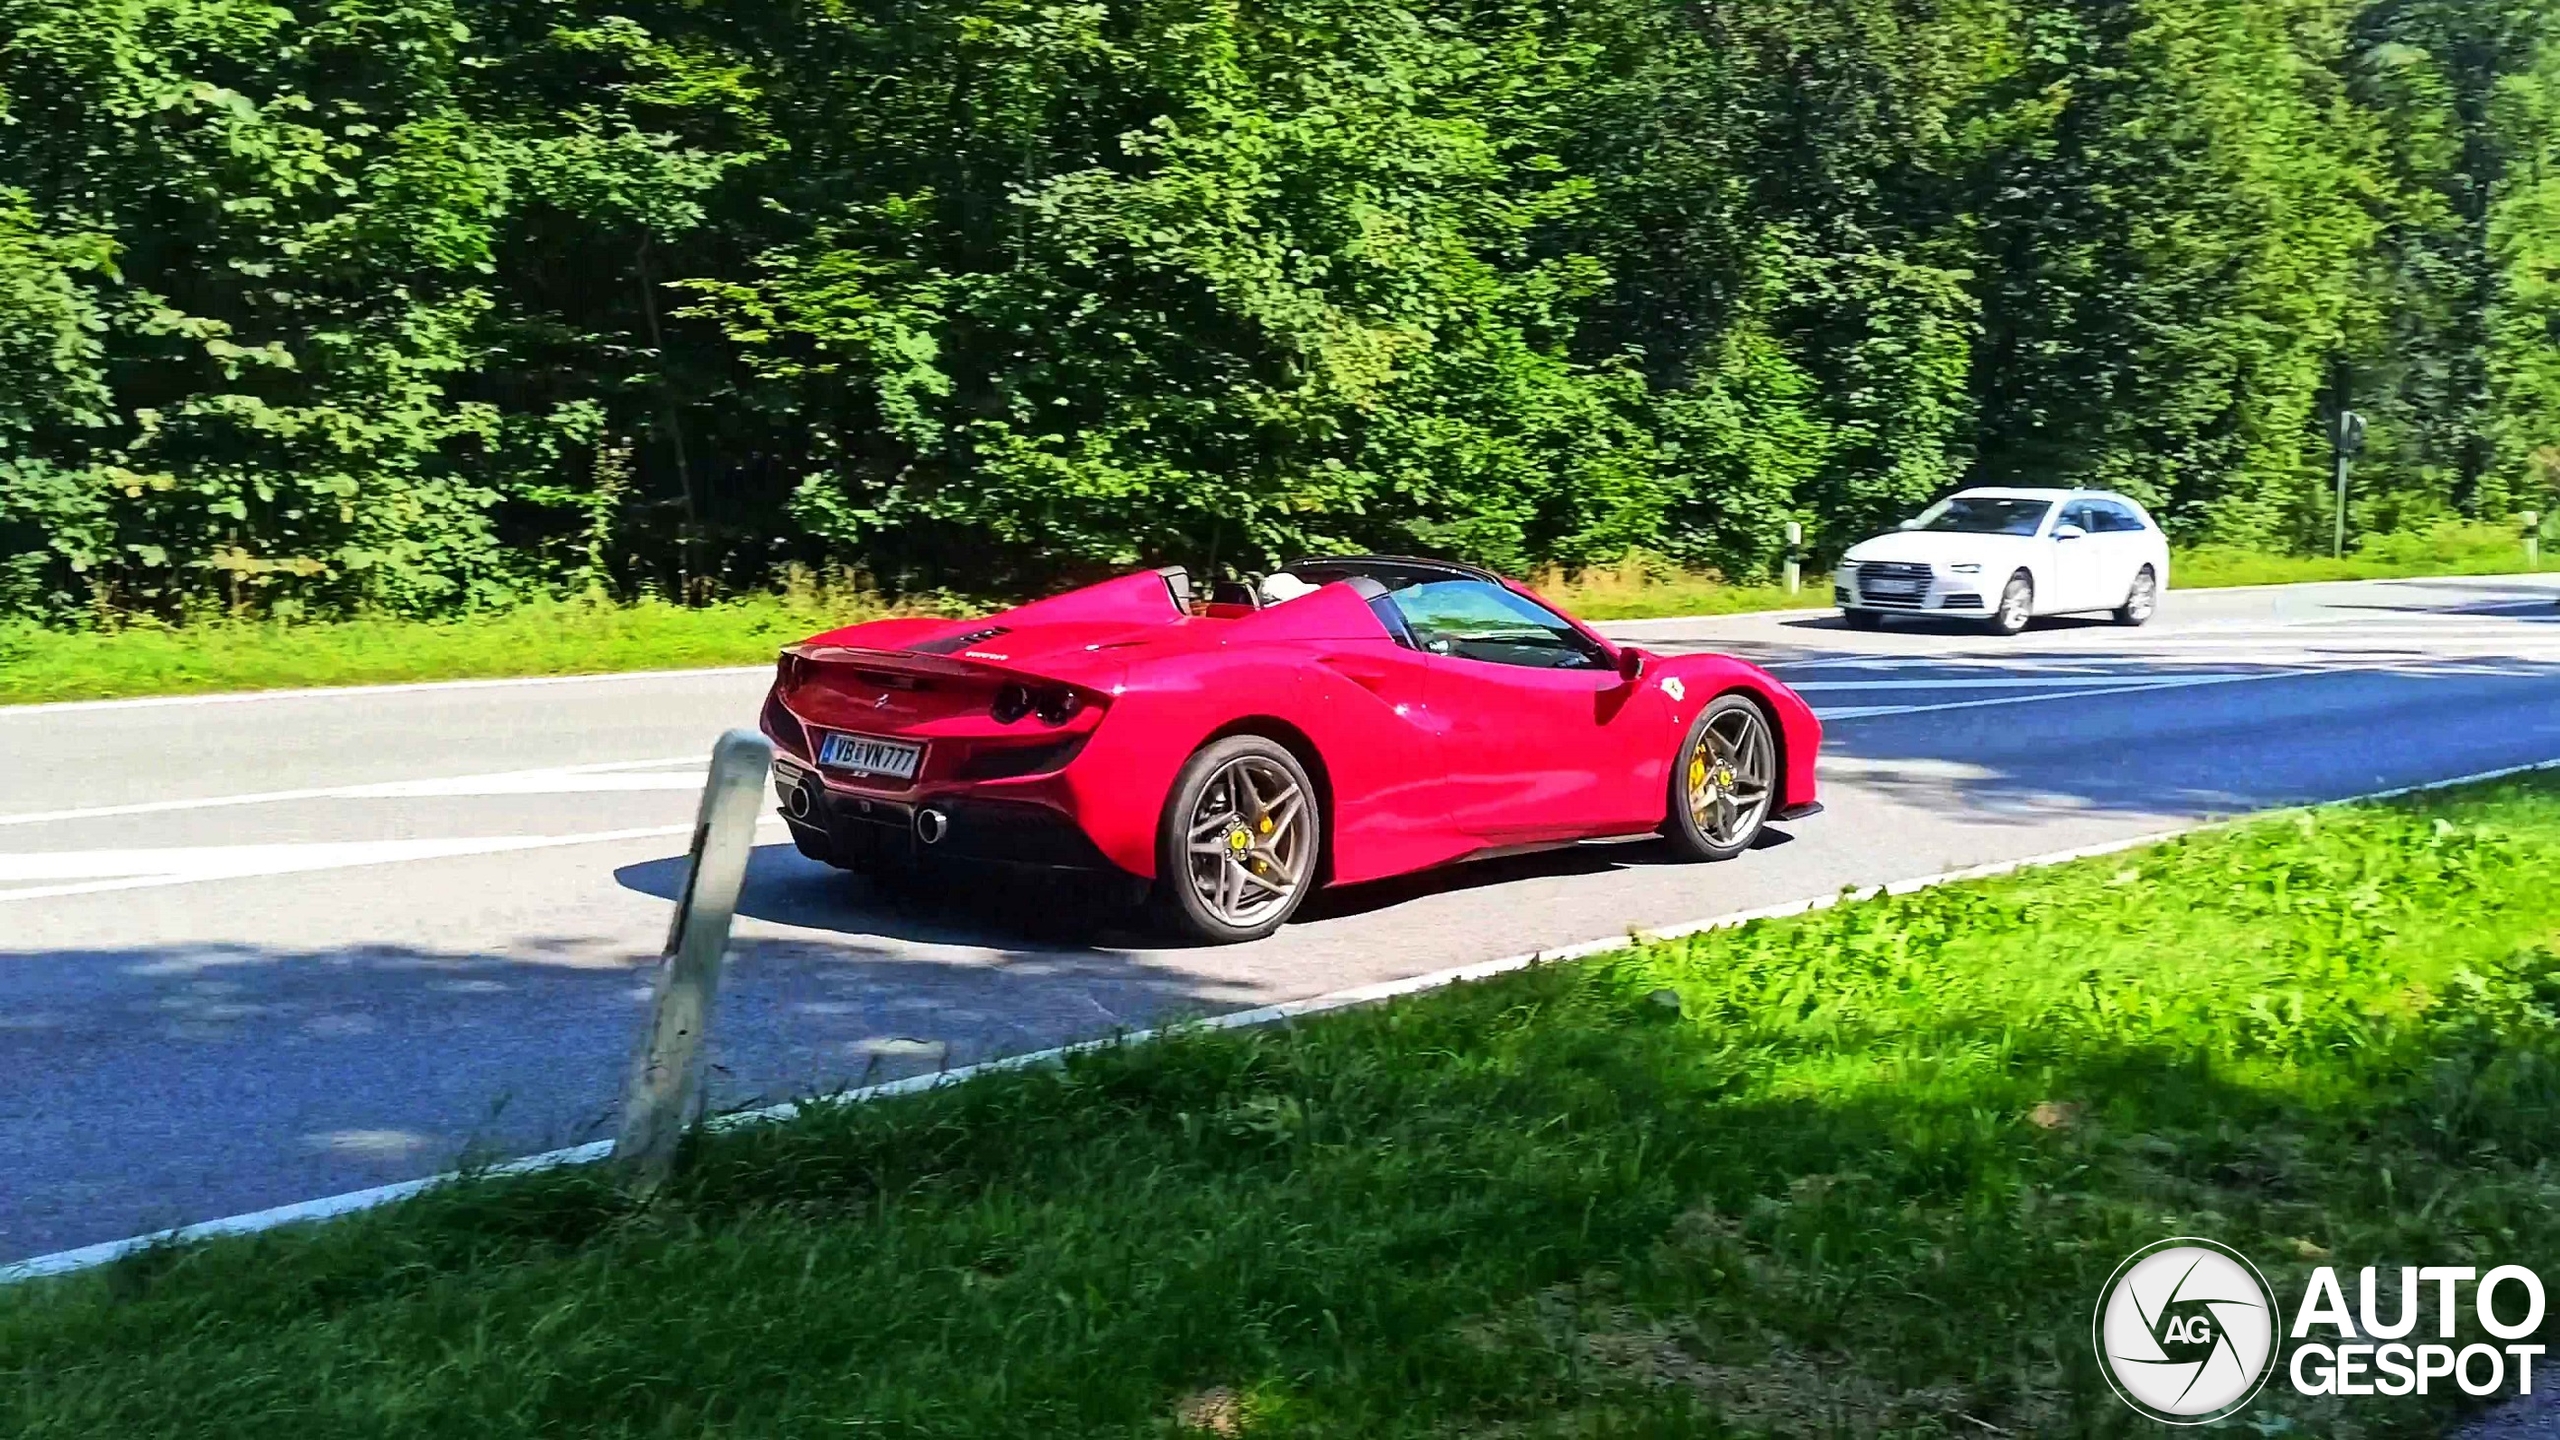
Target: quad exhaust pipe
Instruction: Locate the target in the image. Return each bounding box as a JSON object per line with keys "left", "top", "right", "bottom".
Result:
{"left": 785, "top": 777, "right": 944, "bottom": 846}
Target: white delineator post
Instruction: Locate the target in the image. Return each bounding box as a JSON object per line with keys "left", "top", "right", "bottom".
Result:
{"left": 614, "top": 727, "right": 773, "bottom": 1191}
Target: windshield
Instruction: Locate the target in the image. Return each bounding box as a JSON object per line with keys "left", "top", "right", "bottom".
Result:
{"left": 1906, "top": 497, "right": 2052, "bottom": 536}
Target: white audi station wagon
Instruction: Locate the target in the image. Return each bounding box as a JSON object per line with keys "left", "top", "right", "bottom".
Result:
{"left": 1833, "top": 487, "right": 2171, "bottom": 635}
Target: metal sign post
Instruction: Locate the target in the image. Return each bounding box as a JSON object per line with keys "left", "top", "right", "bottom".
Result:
{"left": 614, "top": 728, "right": 773, "bottom": 1192}
{"left": 2330, "top": 410, "right": 2366, "bottom": 560}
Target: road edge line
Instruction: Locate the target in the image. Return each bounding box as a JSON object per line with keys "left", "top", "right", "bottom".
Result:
{"left": 8, "top": 754, "right": 2559, "bottom": 1285}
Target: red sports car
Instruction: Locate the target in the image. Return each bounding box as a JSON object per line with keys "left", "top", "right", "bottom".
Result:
{"left": 760, "top": 556, "right": 1822, "bottom": 942}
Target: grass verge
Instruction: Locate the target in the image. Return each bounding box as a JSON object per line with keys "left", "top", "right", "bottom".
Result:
{"left": 9, "top": 778, "right": 2560, "bottom": 1437}
{"left": 0, "top": 594, "right": 885, "bottom": 707}
{"left": 0, "top": 523, "right": 2547, "bottom": 706}
{"left": 2169, "top": 520, "right": 2550, "bottom": 589}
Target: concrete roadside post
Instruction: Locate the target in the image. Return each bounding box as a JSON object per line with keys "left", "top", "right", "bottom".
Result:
{"left": 614, "top": 727, "right": 773, "bottom": 1192}
{"left": 2330, "top": 409, "right": 2366, "bottom": 560}
{"left": 1784, "top": 521, "right": 1804, "bottom": 595}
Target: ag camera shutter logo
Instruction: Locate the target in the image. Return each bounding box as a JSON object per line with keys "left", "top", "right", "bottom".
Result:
{"left": 2094, "top": 1238, "right": 2281, "bottom": 1424}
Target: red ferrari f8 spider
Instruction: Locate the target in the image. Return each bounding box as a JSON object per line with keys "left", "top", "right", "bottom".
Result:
{"left": 760, "top": 556, "right": 1822, "bottom": 942}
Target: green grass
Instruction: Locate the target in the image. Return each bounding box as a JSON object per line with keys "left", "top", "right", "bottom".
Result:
{"left": 0, "top": 523, "right": 2547, "bottom": 706}
{"left": 2171, "top": 519, "right": 2550, "bottom": 589}
{"left": 10, "top": 779, "right": 2560, "bottom": 1438}
{"left": 0, "top": 594, "right": 892, "bottom": 707}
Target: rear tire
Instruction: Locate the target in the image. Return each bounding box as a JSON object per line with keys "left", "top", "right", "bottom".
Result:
{"left": 1985, "top": 571, "right": 2033, "bottom": 635}
{"left": 1842, "top": 608, "right": 1885, "bottom": 632}
{"left": 1663, "top": 695, "right": 1778, "bottom": 862}
{"left": 1152, "top": 736, "right": 1321, "bottom": 943}
{"left": 2113, "top": 565, "right": 2158, "bottom": 626}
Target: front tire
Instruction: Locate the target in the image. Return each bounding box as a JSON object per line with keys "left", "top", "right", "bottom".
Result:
{"left": 1663, "top": 695, "right": 1778, "bottom": 862}
{"left": 2113, "top": 565, "right": 2158, "bottom": 626}
{"left": 1986, "top": 571, "right": 2033, "bottom": 635}
{"left": 1153, "top": 736, "right": 1321, "bottom": 943}
{"left": 1842, "top": 608, "right": 1885, "bottom": 632}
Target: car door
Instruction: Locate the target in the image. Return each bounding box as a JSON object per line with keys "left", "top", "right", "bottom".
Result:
{"left": 2090, "top": 499, "right": 2156, "bottom": 604}
{"left": 1301, "top": 601, "right": 1465, "bottom": 881}
{"left": 2047, "top": 500, "right": 2110, "bottom": 613}
{"left": 1382, "top": 579, "right": 1662, "bottom": 843}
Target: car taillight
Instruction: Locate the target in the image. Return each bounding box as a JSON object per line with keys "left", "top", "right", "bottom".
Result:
{"left": 992, "top": 682, "right": 1086, "bottom": 726}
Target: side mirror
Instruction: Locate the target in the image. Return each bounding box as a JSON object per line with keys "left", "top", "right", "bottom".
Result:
{"left": 2053, "top": 523, "right": 2086, "bottom": 541}
{"left": 1618, "top": 647, "right": 1647, "bottom": 681}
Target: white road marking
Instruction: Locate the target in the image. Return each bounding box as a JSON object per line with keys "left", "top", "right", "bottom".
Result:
{"left": 1771, "top": 631, "right": 2560, "bottom": 676}
{"left": 1814, "top": 668, "right": 2329, "bottom": 721}
{"left": 0, "top": 829, "right": 697, "bottom": 902}
{"left": 1793, "top": 674, "right": 2257, "bottom": 692}
{"left": 0, "top": 758, "right": 708, "bottom": 828}
{"left": 0, "top": 666, "right": 769, "bottom": 718}
{"left": 0, "top": 815, "right": 790, "bottom": 902}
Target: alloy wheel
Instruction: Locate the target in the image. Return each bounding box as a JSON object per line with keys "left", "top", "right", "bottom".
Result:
{"left": 1996, "top": 575, "right": 2032, "bottom": 633}
{"left": 1685, "top": 704, "right": 1774, "bottom": 848}
{"left": 1181, "top": 754, "right": 1310, "bottom": 929}
{"left": 2123, "top": 568, "right": 2157, "bottom": 622}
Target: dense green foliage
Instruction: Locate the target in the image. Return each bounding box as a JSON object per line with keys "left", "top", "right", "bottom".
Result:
{"left": 9, "top": 780, "right": 2560, "bottom": 1435}
{"left": 2, "top": 0, "right": 2556, "bottom": 621}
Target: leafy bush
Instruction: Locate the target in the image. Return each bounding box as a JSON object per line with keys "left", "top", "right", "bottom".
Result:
{"left": 0, "top": 0, "right": 2555, "bottom": 622}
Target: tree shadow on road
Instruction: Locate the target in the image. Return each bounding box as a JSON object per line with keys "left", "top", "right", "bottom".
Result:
{"left": 0, "top": 922, "right": 1256, "bottom": 1267}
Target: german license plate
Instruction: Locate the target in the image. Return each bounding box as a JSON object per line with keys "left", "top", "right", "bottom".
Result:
{"left": 817, "top": 731, "right": 924, "bottom": 780}
{"left": 1865, "top": 580, "right": 1919, "bottom": 598}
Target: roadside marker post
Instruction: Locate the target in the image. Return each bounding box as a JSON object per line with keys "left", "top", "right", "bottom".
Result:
{"left": 2524, "top": 511, "right": 2541, "bottom": 570}
{"left": 613, "top": 727, "right": 772, "bottom": 1193}
{"left": 2330, "top": 410, "right": 2365, "bottom": 560}
{"left": 1784, "top": 521, "right": 1803, "bottom": 595}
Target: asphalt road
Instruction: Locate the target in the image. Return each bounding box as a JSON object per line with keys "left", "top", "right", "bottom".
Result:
{"left": 5, "top": 574, "right": 2559, "bottom": 1264}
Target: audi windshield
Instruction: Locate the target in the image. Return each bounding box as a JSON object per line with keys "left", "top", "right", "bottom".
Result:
{"left": 1907, "top": 497, "right": 2053, "bottom": 536}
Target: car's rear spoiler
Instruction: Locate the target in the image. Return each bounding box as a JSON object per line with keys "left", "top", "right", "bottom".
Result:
{"left": 783, "top": 643, "right": 1022, "bottom": 683}
{"left": 778, "top": 639, "right": 1125, "bottom": 697}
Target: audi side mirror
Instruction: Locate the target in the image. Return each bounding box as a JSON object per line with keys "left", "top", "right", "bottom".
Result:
{"left": 2054, "top": 523, "right": 2086, "bottom": 541}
